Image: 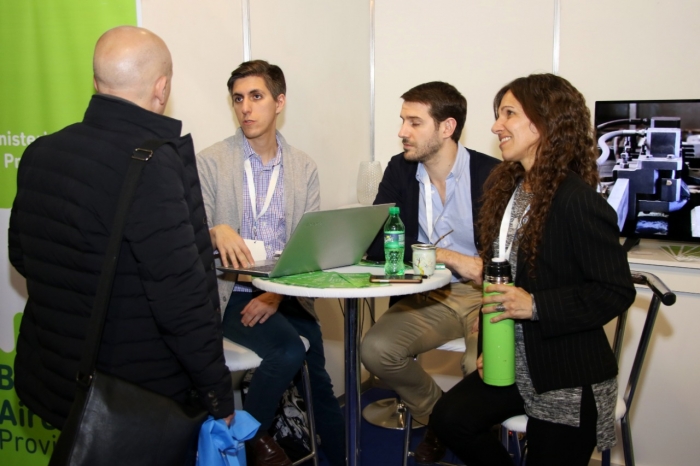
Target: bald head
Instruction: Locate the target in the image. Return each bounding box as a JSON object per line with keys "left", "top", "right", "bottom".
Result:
{"left": 93, "top": 26, "right": 172, "bottom": 114}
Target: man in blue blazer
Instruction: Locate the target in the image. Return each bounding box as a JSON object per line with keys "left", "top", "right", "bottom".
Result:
{"left": 362, "top": 81, "right": 499, "bottom": 463}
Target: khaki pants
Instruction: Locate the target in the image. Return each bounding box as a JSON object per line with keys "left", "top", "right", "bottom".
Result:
{"left": 361, "top": 281, "right": 481, "bottom": 419}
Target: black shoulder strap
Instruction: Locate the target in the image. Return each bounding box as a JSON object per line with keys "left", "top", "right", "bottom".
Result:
{"left": 77, "top": 140, "right": 172, "bottom": 386}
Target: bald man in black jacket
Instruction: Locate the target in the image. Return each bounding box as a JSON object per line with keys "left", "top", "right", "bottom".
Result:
{"left": 9, "top": 26, "right": 233, "bottom": 431}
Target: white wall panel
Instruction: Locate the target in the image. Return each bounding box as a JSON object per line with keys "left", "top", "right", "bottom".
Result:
{"left": 374, "top": 0, "right": 554, "bottom": 164}
{"left": 559, "top": 0, "right": 700, "bottom": 105}
{"left": 141, "top": 0, "right": 244, "bottom": 152}
{"left": 250, "top": 0, "right": 370, "bottom": 210}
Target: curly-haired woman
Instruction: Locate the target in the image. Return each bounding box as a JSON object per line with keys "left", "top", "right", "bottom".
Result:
{"left": 430, "top": 74, "right": 636, "bottom": 466}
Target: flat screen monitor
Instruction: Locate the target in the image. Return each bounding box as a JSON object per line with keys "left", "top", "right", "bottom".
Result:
{"left": 595, "top": 99, "right": 700, "bottom": 245}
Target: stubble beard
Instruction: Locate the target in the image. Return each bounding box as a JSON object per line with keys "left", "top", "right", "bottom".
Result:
{"left": 403, "top": 132, "right": 442, "bottom": 164}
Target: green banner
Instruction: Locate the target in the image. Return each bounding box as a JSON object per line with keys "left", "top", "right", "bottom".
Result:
{"left": 0, "top": 1, "right": 136, "bottom": 464}
{"left": 0, "top": 0, "right": 137, "bottom": 208}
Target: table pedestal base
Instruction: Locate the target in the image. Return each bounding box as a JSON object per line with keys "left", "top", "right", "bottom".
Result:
{"left": 344, "top": 297, "right": 361, "bottom": 466}
{"left": 362, "top": 398, "right": 426, "bottom": 430}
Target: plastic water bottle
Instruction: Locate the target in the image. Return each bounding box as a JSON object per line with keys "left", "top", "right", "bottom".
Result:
{"left": 383, "top": 206, "right": 405, "bottom": 276}
{"left": 482, "top": 258, "right": 515, "bottom": 386}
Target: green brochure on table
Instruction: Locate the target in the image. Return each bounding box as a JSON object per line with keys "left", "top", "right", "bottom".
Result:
{"left": 265, "top": 271, "right": 387, "bottom": 288}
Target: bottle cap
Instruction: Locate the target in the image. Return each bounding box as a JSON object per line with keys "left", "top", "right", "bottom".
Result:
{"left": 485, "top": 257, "right": 511, "bottom": 280}
{"left": 389, "top": 206, "right": 400, "bottom": 215}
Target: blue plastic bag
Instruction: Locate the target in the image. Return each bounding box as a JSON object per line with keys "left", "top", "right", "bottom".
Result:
{"left": 197, "top": 411, "right": 260, "bottom": 466}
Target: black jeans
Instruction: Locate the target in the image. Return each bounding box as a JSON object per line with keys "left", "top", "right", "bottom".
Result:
{"left": 430, "top": 371, "right": 598, "bottom": 466}
{"left": 223, "top": 291, "right": 345, "bottom": 466}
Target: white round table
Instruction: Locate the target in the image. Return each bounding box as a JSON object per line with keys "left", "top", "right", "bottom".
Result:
{"left": 254, "top": 266, "right": 452, "bottom": 466}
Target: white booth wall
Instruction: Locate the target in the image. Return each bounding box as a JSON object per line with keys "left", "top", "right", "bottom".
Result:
{"left": 141, "top": 1, "right": 700, "bottom": 465}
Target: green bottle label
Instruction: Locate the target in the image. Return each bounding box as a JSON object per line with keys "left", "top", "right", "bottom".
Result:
{"left": 384, "top": 232, "right": 405, "bottom": 246}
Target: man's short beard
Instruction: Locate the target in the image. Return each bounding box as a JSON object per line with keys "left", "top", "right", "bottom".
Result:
{"left": 404, "top": 132, "right": 442, "bottom": 163}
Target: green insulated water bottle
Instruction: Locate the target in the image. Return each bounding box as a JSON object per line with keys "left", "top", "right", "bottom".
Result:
{"left": 384, "top": 206, "right": 405, "bottom": 276}
{"left": 482, "top": 258, "right": 515, "bottom": 386}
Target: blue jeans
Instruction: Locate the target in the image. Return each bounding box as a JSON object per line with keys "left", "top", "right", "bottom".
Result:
{"left": 223, "top": 291, "right": 345, "bottom": 466}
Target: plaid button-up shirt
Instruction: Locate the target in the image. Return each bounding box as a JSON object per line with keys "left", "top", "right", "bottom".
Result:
{"left": 234, "top": 135, "right": 286, "bottom": 293}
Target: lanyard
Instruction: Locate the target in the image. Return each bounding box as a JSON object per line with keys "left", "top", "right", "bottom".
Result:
{"left": 421, "top": 171, "right": 437, "bottom": 241}
{"left": 244, "top": 157, "right": 280, "bottom": 239}
{"left": 498, "top": 187, "right": 530, "bottom": 260}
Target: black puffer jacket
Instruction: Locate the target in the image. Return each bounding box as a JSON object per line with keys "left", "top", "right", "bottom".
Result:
{"left": 9, "top": 94, "right": 233, "bottom": 429}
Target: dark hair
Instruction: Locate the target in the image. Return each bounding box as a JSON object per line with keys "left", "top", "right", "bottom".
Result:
{"left": 401, "top": 82, "right": 467, "bottom": 143}
{"left": 478, "top": 73, "right": 599, "bottom": 270}
{"left": 226, "top": 60, "right": 286, "bottom": 99}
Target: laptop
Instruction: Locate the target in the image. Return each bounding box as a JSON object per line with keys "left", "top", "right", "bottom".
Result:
{"left": 217, "top": 203, "right": 394, "bottom": 278}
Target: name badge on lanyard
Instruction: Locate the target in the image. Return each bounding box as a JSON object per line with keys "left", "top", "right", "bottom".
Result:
{"left": 244, "top": 157, "right": 280, "bottom": 240}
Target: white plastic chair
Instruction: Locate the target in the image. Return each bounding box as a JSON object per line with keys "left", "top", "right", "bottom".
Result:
{"left": 222, "top": 337, "right": 319, "bottom": 466}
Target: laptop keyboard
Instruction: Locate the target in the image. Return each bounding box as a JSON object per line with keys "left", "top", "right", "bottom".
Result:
{"left": 246, "top": 263, "right": 277, "bottom": 273}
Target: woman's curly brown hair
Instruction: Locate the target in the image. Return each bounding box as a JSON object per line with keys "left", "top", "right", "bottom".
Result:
{"left": 477, "top": 74, "right": 599, "bottom": 272}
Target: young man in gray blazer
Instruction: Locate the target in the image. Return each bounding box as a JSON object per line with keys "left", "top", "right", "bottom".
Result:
{"left": 196, "top": 60, "right": 344, "bottom": 466}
